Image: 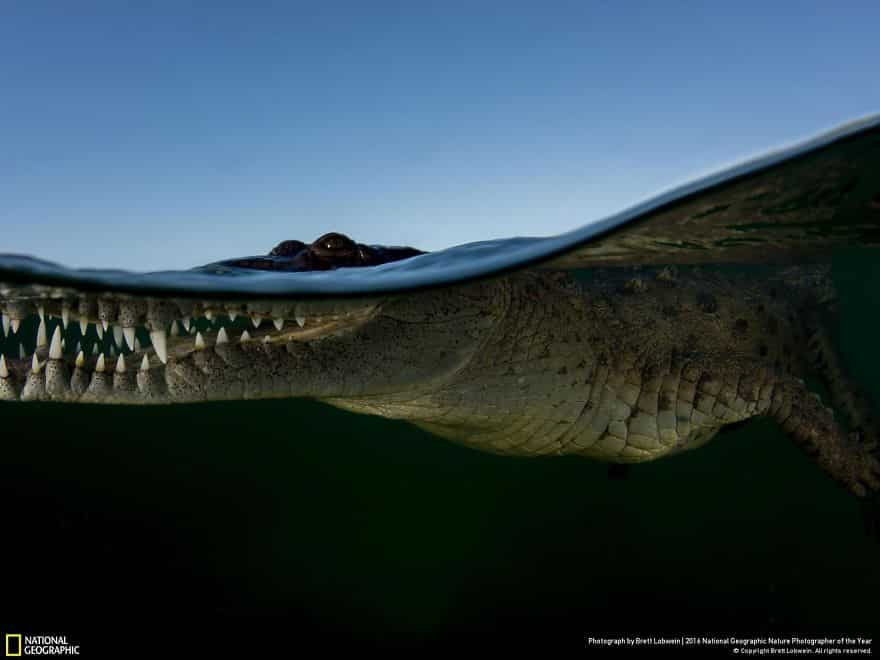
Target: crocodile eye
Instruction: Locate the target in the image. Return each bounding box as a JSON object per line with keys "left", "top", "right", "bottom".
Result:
{"left": 312, "top": 232, "right": 356, "bottom": 256}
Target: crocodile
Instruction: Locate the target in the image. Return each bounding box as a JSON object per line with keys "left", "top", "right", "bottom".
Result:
{"left": 1, "top": 116, "right": 880, "bottom": 509}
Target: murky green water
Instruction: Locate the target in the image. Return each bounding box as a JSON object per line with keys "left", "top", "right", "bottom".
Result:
{"left": 1, "top": 249, "right": 878, "bottom": 650}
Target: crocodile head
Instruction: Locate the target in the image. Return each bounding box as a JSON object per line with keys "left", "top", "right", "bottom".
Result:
{"left": 210, "top": 232, "right": 424, "bottom": 273}
{"left": 0, "top": 231, "right": 505, "bottom": 406}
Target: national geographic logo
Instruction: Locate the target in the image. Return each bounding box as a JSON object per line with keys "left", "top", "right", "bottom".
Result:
{"left": 4, "top": 636, "right": 20, "bottom": 657}
{"left": 4, "top": 634, "right": 80, "bottom": 656}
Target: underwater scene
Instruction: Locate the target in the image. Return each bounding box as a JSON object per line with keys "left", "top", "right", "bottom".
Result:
{"left": 1, "top": 118, "right": 879, "bottom": 653}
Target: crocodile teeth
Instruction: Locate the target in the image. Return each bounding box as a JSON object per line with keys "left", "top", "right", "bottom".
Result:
{"left": 75, "top": 350, "right": 85, "bottom": 368}
{"left": 273, "top": 318, "right": 284, "bottom": 331}
{"left": 112, "top": 325, "right": 124, "bottom": 348}
{"left": 134, "top": 337, "right": 141, "bottom": 351}
{"left": 1, "top": 313, "right": 9, "bottom": 337}
{"left": 61, "top": 306, "right": 70, "bottom": 329}
{"left": 216, "top": 327, "right": 229, "bottom": 345}
{"left": 102, "top": 320, "right": 109, "bottom": 331}
{"left": 95, "top": 353, "right": 106, "bottom": 373}
{"left": 295, "top": 314, "right": 305, "bottom": 328}
{"left": 92, "top": 344, "right": 99, "bottom": 356}
{"left": 19, "top": 344, "right": 25, "bottom": 359}
{"left": 36, "top": 318, "right": 48, "bottom": 348}
{"left": 181, "top": 319, "right": 191, "bottom": 332}
{"left": 194, "top": 332, "right": 206, "bottom": 350}
{"left": 123, "top": 327, "right": 136, "bottom": 350}
{"left": 251, "top": 314, "right": 261, "bottom": 329}
{"left": 204, "top": 309, "right": 213, "bottom": 321}
{"left": 80, "top": 319, "right": 89, "bottom": 335}
{"left": 140, "top": 355, "right": 149, "bottom": 372}
{"left": 115, "top": 355, "right": 126, "bottom": 374}
{"left": 240, "top": 330, "right": 251, "bottom": 343}
{"left": 108, "top": 345, "right": 116, "bottom": 357}
{"left": 228, "top": 310, "right": 237, "bottom": 322}
{"left": 150, "top": 329, "right": 168, "bottom": 364}
{"left": 38, "top": 305, "right": 45, "bottom": 323}
{"left": 49, "top": 326, "right": 63, "bottom": 360}
{"left": 31, "top": 354, "right": 43, "bottom": 374}
{"left": 11, "top": 318, "right": 20, "bottom": 334}
{"left": 0, "top": 355, "right": 8, "bottom": 378}
{"left": 95, "top": 323, "right": 104, "bottom": 340}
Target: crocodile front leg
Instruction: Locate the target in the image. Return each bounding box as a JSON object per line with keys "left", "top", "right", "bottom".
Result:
{"left": 769, "top": 378, "right": 880, "bottom": 497}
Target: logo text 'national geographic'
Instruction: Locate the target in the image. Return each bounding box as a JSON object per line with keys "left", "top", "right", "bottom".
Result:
{"left": 4, "top": 634, "right": 80, "bottom": 656}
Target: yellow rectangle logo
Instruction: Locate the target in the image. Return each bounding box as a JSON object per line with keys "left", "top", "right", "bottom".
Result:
{"left": 5, "top": 634, "right": 22, "bottom": 657}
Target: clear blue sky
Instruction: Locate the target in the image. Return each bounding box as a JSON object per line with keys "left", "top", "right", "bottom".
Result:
{"left": 2, "top": 2, "right": 878, "bottom": 270}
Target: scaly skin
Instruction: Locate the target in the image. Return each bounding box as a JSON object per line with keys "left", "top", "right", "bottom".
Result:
{"left": 0, "top": 265, "right": 878, "bottom": 498}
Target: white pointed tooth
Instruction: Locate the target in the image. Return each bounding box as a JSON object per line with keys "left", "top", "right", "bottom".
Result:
{"left": 295, "top": 313, "right": 305, "bottom": 328}
{"left": 189, "top": 327, "right": 196, "bottom": 335}
{"left": 31, "top": 354, "right": 43, "bottom": 373}
{"left": 36, "top": 318, "right": 48, "bottom": 347}
{"left": 150, "top": 329, "right": 168, "bottom": 364}
{"left": 92, "top": 344, "right": 99, "bottom": 356}
{"left": 251, "top": 314, "right": 261, "bottom": 329}
{"left": 0, "top": 354, "right": 7, "bottom": 378}
{"left": 101, "top": 319, "right": 109, "bottom": 331}
{"left": 170, "top": 321, "right": 180, "bottom": 337}
{"left": 113, "top": 325, "right": 124, "bottom": 348}
{"left": 75, "top": 350, "right": 85, "bottom": 369}
{"left": 134, "top": 337, "right": 141, "bottom": 351}
{"left": 216, "top": 327, "right": 229, "bottom": 345}
{"left": 140, "top": 354, "right": 150, "bottom": 372}
{"left": 115, "top": 354, "right": 126, "bottom": 374}
{"left": 182, "top": 318, "right": 191, "bottom": 332}
{"left": 11, "top": 318, "right": 20, "bottom": 334}
{"left": 74, "top": 341, "right": 81, "bottom": 355}
{"left": 49, "top": 326, "right": 63, "bottom": 359}
{"left": 38, "top": 305, "right": 45, "bottom": 322}
{"left": 19, "top": 344, "right": 26, "bottom": 359}
{"left": 1, "top": 313, "right": 9, "bottom": 336}
{"left": 228, "top": 310, "right": 237, "bottom": 322}
{"left": 61, "top": 306, "right": 70, "bottom": 329}
{"left": 95, "top": 323, "right": 104, "bottom": 339}
{"left": 194, "top": 331, "right": 206, "bottom": 350}
{"left": 262, "top": 335, "right": 271, "bottom": 344}
{"left": 239, "top": 329, "right": 251, "bottom": 343}
{"left": 80, "top": 319, "right": 88, "bottom": 335}
{"left": 204, "top": 309, "right": 213, "bottom": 321}
{"left": 273, "top": 317, "right": 284, "bottom": 331}
{"left": 108, "top": 345, "right": 116, "bottom": 357}
{"left": 95, "top": 353, "right": 106, "bottom": 373}
{"left": 62, "top": 338, "right": 66, "bottom": 351}
{"left": 123, "top": 327, "right": 136, "bottom": 350}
